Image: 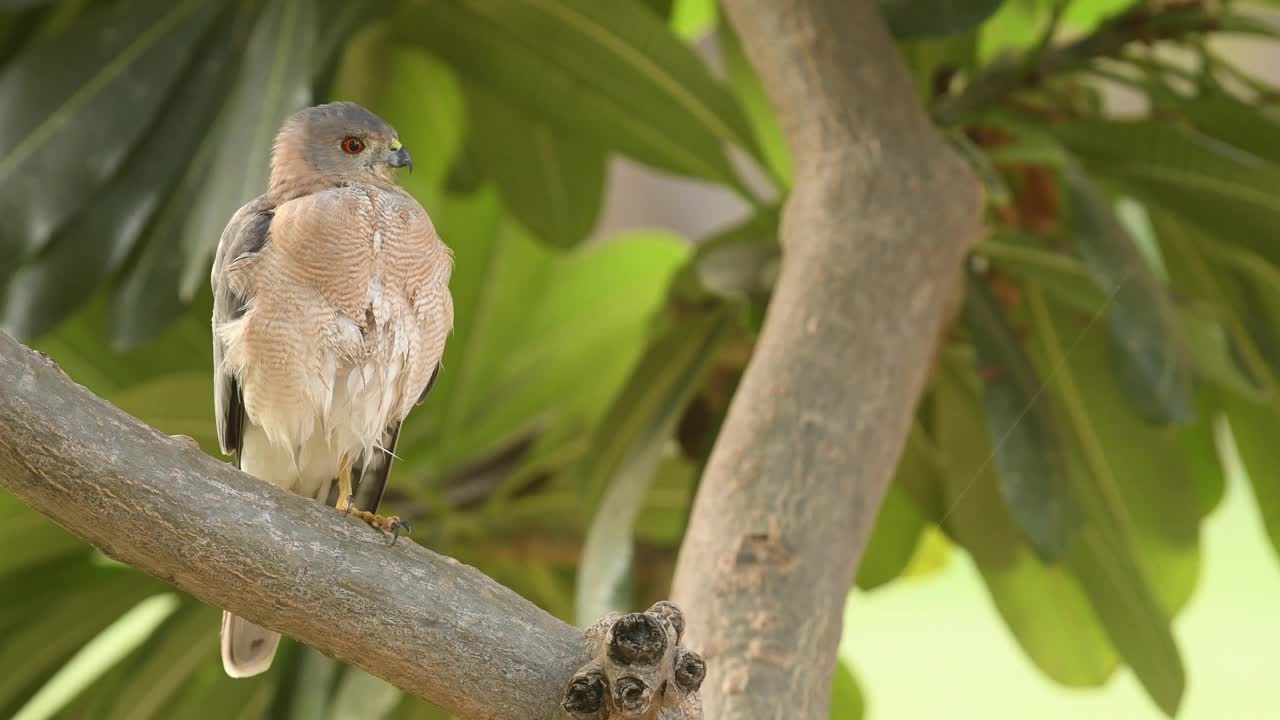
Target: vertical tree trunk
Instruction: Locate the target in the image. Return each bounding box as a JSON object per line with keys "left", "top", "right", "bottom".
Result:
{"left": 670, "top": 1, "right": 982, "bottom": 717}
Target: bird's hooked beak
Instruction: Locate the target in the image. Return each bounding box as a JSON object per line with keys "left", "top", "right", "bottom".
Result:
{"left": 387, "top": 138, "right": 413, "bottom": 174}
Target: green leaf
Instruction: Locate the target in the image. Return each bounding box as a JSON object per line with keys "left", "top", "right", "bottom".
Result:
{"left": 97, "top": 603, "right": 220, "bottom": 720}
{"left": 462, "top": 84, "right": 606, "bottom": 249}
{"left": 177, "top": 0, "right": 316, "bottom": 301}
{"left": 1183, "top": 391, "right": 1225, "bottom": 517}
{"left": 14, "top": 593, "right": 180, "bottom": 720}
{"left": 397, "top": 0, "right": 760, "bottom": 191}
{"left": 0, "top": 0, "right": 222, "bottom": 263}
{"left": 0, "top": 7, "right": 241, "bottom": 342}
{"left": 1064, "top": 164, "right": 1196, "bottom": 424}
{"left": 946, "top": 129, "right": 1010, "bottom": 206}
{"left": 331, "top": 34, "right": 466, "bottom": 198}
{"left": 109, "top": 117, "right": 223, "bottom": 349}
{"left": 574, "top": 308, "right": 730, "bottom": 624}
{"left": 391, "top": 694, "right": 452, "bottom": 720}
{"left": 976, "top": 235, "right": 1106, "bottom": 315}
{"left": 1152, "top": 211, "right": 1271, "bottom": 401}
{"left": 281, "top": 648, "right": 340, "bottom": 720}
{"left": 1176, "top": 86, "right": 1280, "bottom": 166}
{"left": 1223, "top": 393, "right": 1280, "bottom": 564}
{"left": 329, "top": 668, "right": 402, "bottom": 720}
{"left": 0, "top": 569, "right": 163, "bottom": 716}
{"left": 829, "top": 660, "right": 864, "bottom": 720}
{"left": 1027, "top": 289, "right": 1189, "bottom": 715}
{"left": 719, "top": 19, "right": 790, "bottom": 187}
{"left": 974, "top": 3, "right": 1032, "bottom": 60}
{"left": 670, "top": 0, "right": 717, "bottom": 39}
{"left": 933, "top": 353, "right": 1117, "bottom": 686}
{"left": 964, "top": 270, "right": 1079, "bottom": 562}
{"left": 855, "top": 482, "right": 925, "bottom": 590}
{"left": 1065, "top": 529, "right": 1183, "bottom": 716}
{"left": 152, "top": 663, "right": 274, "bottom": 720}
{"left": 1054, "top": 119, "right": 1280, "bottom": 267}
{"left": 33, "top": 289, "right": 212, "bottom": 396}
{"left": 0, "top": 508, "right": 88, "bottom": 581}
{"left": 103, "top": 372, "right": 220, "bottom": 456}
{"left": 400, "top": 201, "right": 692, "bottom": 480}
{"left": 880, "top": 0, "right": 1005, "bottom": 39}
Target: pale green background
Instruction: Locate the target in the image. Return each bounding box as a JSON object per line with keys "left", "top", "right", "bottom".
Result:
{"left": 840, "top": 463, "right": 1280, "bottom": 719}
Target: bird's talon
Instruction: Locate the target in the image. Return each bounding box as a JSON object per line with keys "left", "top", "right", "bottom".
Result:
{"left": 386, "top": 518, "right": 410, "bottom": 545}
{"left": 343, "top": 495, "right": 355, "bottom": 517}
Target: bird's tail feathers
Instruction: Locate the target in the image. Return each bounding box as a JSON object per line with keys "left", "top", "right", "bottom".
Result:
{"left": 221, "top": 610, "right": 281, "bottom": 678}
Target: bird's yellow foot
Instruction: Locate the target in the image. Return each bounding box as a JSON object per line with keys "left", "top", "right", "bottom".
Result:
{"left": 336, "top": 495, "right": 411, "bottom": 545}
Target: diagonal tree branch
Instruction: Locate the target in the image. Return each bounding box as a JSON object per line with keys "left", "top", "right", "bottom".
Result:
{"left": 0, "top": 332, "right": 700, "bottom": 720}
{"left": 670, "top": 1, "right": 982, "bottom": 718}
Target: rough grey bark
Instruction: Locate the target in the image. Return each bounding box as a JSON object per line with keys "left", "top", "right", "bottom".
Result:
{"left": 0, "top": 334, "right": 699, "bottom": 720}
{"left": 671, "top": 1, "right": 982, "bottom": 718}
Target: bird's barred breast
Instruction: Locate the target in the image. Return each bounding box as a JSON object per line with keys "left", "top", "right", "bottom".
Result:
{"left": 225, "top": 185, "right": 452, "bottom": 465}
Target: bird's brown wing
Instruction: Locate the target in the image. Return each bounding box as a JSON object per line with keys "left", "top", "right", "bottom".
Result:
{"left": 211, "top": 195, "right": 274, "bottom": 462}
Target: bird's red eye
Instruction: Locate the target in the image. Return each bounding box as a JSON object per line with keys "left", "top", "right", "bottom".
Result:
{"left": 341, "top": 137, "right": 364, "bottom": 154}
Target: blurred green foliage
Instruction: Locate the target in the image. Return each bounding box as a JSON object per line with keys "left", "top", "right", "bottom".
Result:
{"left": 1, "top": 0, "right": 1280, "bottom": 718}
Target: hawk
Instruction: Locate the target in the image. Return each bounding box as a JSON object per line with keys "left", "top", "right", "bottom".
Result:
{"left": 210, "top": 102, "right": 454, "bottom": 678}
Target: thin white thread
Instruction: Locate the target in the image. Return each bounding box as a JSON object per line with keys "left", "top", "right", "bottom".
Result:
{"left": 938, "top": 268, "right": 1132, "bottom": 525}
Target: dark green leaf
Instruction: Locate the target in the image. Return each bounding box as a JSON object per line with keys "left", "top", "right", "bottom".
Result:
{"left": 964, "top": 269, "right": 1079, "bottom": 561}
{"left": 1030, "top": 289, "right": 1202, "bottom": 612}
{"left": 1054, "top": 119, "right": 1280, "bottom": 267}
{"left": 463, "top": 85, "right": 606, "bottom": 249}
{"left": 109, "top": 129, "right": 221, "bottom": 349}
{"left": 933, "top": 352, "right": 1116, "bottom": 686}
{"left": 575, "top": 308, "right": 730, "bottom": 623}
{"left": 177, "top": 0, "right": 316, "bottom": 301}
{"left": 0, "top": 6, "right": 241, "bottom": 341}
{"left": 397, "top": 0, "right": 760, "bottom": 191}
{"left": 1027, "top": 289, "right": 1190, "bottom": 715}
{"left": 641, "top": 0, "right": 674, "bottom": 18}
{"left": 0, "top": 0, "right": 221, "bottom": 262}
{"left": 880, "top": 0, "right": 1005, "bottom": 39}
{"left": 0, "top": 0, "right": 53, "bottom": 11}
{"left": 1064, "top": 164, "right": 1196, "bottom": 424}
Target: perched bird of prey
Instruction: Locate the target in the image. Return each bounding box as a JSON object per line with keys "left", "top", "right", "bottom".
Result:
{"left": 210, "top": 102, "right": 454, "bottom": 678}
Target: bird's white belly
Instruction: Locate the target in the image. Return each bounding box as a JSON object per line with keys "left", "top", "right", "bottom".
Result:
{"left": 227, "top": 291, "right": 419, "bottom": 500}
{"left": 239, "top": 423, "right": 341, "bottom": 501}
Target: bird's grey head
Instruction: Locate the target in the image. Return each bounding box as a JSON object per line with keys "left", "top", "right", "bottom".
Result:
{"left": 269, "top": 102, "right": 412, "bottom": 197}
